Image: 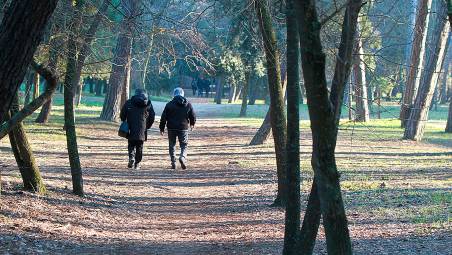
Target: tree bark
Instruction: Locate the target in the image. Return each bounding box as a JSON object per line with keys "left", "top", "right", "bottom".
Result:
{"left": 283, "top": 0, "right": 301, "bottom": 252}
{"left": 24, "top": 70, "right": 34, "bottom": 105}
{"left": 240, "top": 73, "right": 251, "bottom": 116}
{"left": 446, "top": 99, "right": 452, "bottom": 132}
{"left": 400, "top": 0, "right": 433, "bottom": 127}
{"left": 352, "top": 24, "right": 370, "bottom": 122}
{"left": 120, "top": 52, "right": 132, "bottom": 107}
{"left": 215, "top": 75, "right": 224, "bottom": 104}
{"left": 64, "top": 8, "right": 84, "bottom": 196}
{"left": 295, "top": 0, "right": 362, "bottom": 253}
{"left": 255, "top": 0, "right": 288, "bottom": 207}
{"left": 100, "top": 0, "right": 138, "bottom": 121}
{"left": 32, "top": 72, "right": 40, "bottom": 100}
{"left": 404, "top": 6, "right": 449, "bottom": 141}
{"left": 0, "top": 0, "right": 58, "bottom": 124}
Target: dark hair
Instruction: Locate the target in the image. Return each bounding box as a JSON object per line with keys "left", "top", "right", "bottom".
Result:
{"left": 135, "top": 88, "right": 147, "bottom": 96}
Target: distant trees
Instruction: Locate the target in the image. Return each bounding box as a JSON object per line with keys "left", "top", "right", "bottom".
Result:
{"left": 404, "top": 1, "right": 449, "bottom": 140}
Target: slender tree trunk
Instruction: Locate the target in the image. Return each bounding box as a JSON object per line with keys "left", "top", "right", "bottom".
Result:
{"left": 228, "top": 84, "right": 237, "bottom": 103}
{"left": 100, "top": 0, "right": 139, "bottom": 121}
{"left": 296, "top": 0, "right": 362, "bottom": 253}
{"left": 283, "top": 0, "right": 301, "bottom": 252}
{"left": 8, "top": 95, "right": 46, "bottom": 193}
{"left": 32, "top": 72, "right": 40, "bottom": 100}
{"left": 240, "top": 73, "right": 250, "bottom": 116}
{"left": 120, "top": 51, "right": 132, "bottom": 107}
{"left": 446, "top": 100, "right": 452, "bottom": 132}
{"left": 404, "top": 7, "right": 449, "bottom": 141}
{"left": 400, "top": 0, "right": 433, "bottom": 127}
{"left": 255, "top": 0, "right": 288, "bottom": 207}
{"left": 215, "top": 75, "right": 224, "bottom": 104}
{"left": 0, "top": 0, "right": 58, "bottom": 124}
{"left": 353, "top": 25, "right": 370, "bottom": 122}
{"left": 64, "top": 9, "right": 84, "bottom": 196}
{"left": 36, "top": 36, "right": 60, "bottom": 123}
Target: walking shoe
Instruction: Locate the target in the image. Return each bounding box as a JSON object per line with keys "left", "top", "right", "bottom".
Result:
{"left": 179, "top": 157, "right": 187, "bottom": 170}
{"left": 134, "top": 163, "right": 141, "bottom": 170}
{"left": 128, "top": 159, "right": 135, "bottom": 169}
{"left": 171, "top": 162, "right": 176, "bottom": 170}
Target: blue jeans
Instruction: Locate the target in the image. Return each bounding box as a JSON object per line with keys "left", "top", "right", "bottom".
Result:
{"left": 168, "top": 130, "right": 188, "bottom": 163}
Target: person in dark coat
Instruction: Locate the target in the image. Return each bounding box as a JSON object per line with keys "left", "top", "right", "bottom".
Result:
{"left": 120, "top": 88, "right": 155, "bottom": 170}
{"left": 159, "top": 87, "right": 196, "bottom": 169}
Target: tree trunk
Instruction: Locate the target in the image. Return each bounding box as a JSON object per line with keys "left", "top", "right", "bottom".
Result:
{"left": 215, "top": 75, "right": 224, "bottom": 104}
{"left": 0, "top": 0, "right": 58, "bottom": 124}
{"left": 240, "top": 73, "right": 250, "bottom": 116}
{"left": 352, "top": 25, "right": 370, "bottom": 122}
{"left": 283, "top": 0, "right": 301, "bottom": 252}
{"left": 404, "top": 6, "right": 449, "bottom": 141}
{"left": 100, "top": 0, "right": 138, "bottom": 121}
{"left": 36, "top": 35, "right": 60, "bottom": 123}
{"left": 255, "top": 0, "right": 288, "bottom": 207}
{"left": 228, "top": 84, "right": 237, "bottom": 103}
{"left": 7, "top": 95, "right": 46, "bottom": 193}
{"left": 296, "top": 0, "right": 362, "bottom": 253}
{"left": 120, "top": 52, "right": 132, "bottom": 107}
{"left": 446, "top": 100, "right": 452, "bottom": 132}
{"left": 32, "top": 72, "right": 40, "bottom": 100}
{"left": 63, "top": 8, "right": 84, "bottom": 196}
{"left": 400, "top": 0, "right": 433, "bottom": 127}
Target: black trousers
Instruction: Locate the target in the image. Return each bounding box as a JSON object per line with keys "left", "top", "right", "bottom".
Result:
{"left": 128, "top": 140, "right": 144, "bottom": 165}
{"left": 168, "top": 130, "right": 188, "bottom": 163}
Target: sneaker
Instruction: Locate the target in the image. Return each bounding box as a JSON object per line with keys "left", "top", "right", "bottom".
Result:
{"left": 128, "top": 159, "right": 134, "bottom": 169}
{"left": 134, "top": 163, "right": 141, "bottom": 170}
{"left": 179, "top": 157, "right": 187, "bottom": 170}
{"left": 171, "top": 162, "right": 176, "bottom": 170}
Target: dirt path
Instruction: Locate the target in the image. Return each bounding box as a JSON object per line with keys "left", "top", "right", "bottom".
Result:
{"left": 0, "top": 110, "right": 451, "bottom": 254}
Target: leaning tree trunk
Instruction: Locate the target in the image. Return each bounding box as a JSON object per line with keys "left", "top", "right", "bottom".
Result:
{"left": 283, "top": 0, "right": 301, "bottom": 252}
{"left": 64, "top": 9, "right": 84, "bottom": 196}
{"left": 255, "top": 0, "right": 288, "bottom": 207}
{"left": 24, "top": 70, "right": 34, "bottom": 105}
{"left": 0, "top": 0, "right": 58, "bottom": 124}
{"left": 100, "top": 0, "right": 138, "bottom": 122}
{"left": 295, "top": 0, "right": 362, "bottom": 253}
{"left": 239, "top": 73, "right": 251, "bottom": 117}
{"left": 352, "top": 29, "right": 370, "bottom": 122}
{"left": 400, "top": 0, "right": 433, "bottom": 127}
{"left": 8, "top": 95, "right": 46, "bottom": 194}
{"left": 404, "top": 7, "right": 449, "bottom": 141}
{"left": 36, "top": 34, "right": 60, "bottom": 123}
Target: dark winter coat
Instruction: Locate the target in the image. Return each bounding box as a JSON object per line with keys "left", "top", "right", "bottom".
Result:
{"left": 120, "top": 93, "right": 155, "bottom": 141}
{"left": 159, "top": 96, "right": 196, "bottom": 131}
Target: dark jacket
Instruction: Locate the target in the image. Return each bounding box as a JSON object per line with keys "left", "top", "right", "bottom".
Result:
{"left": 120, "top": 93, "right": 155, "bottom": 141}
{"left": 159, "top": 96, "right": 196, "bottom": 131}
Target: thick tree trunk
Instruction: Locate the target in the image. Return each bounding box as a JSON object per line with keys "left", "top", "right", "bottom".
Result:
{"left": 0, "top": 0, "right": 58, "bottom": 124}
{"left": 255, "top": 0, "right": 288, "bottom": 207}
{"left": 400, "top": 0, "right": 433, "bottom": 127}
{"left": 240, "top": 73, "right": 250, "bottom": 116}
{"left": 100, "top": 0, "right": 138, "bottom": 121}
{"left": 8, "top": 95, "right": 46, "bottom": 194}
{"left": 36, "top": 35, "right": 60, "bottom": 123}
{"left": 283, "top": 0, "right": 301, "bottom": 252}
{"left": 352, "top": 26, "right": 370, "bottom": 122}
{"left": 404, "top": 7, "right": 449, "bottom": 141}
{"left": 296, "top": 0, "right": 362, "bottom": 254}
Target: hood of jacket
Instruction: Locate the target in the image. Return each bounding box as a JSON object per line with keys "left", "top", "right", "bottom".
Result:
{"left": 172, "top": 95, "right": 188, "bottom": 106}
{"left": 131, "top": 93, "right": 149, "bottom": 107}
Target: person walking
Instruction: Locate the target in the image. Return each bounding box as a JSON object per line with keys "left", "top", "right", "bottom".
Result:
{"left": 120, "top": 88, "right": 155, "bottom": 170}
{"left": 159, "top": 87, "right": 196, "bottom": 169}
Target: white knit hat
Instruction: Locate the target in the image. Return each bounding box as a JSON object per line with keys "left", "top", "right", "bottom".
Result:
{"left": 173, "top": 87, "right": 184, "bottom": 97}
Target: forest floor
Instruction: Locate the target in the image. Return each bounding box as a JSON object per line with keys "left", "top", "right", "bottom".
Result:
{"left": 0, "top": 96, "right": 451, "bottom": 254}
